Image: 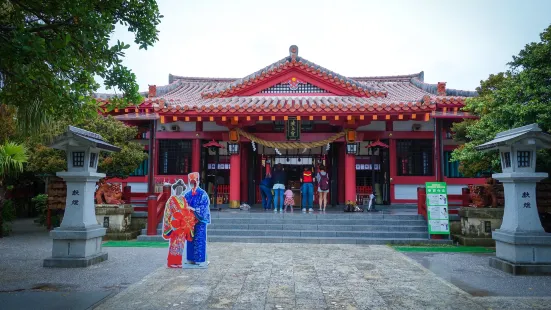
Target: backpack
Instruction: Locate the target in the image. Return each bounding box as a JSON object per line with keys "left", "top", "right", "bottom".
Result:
{"left": 319, "top": 173, "right": 329, "bottom": 191}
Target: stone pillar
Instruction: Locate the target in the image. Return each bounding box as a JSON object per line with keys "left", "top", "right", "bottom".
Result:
{"left": 344, "top": 153, "right": 356, "bottom": 203}
{"left": 229, "top": 152, "right": 241, "bottom": 208}
{"left": 492, "top": 173, "right": 551, "bottom": 266}
{"left": 44, "top": 172, "right": 107, "bottom": 268}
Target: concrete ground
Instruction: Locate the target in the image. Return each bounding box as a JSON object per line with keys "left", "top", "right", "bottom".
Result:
{"left": 2, "top": 218, "right": 551, "bottom": 310}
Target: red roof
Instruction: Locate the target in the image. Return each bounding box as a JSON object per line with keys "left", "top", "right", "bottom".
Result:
{"left": 97, "top": 45, "right": 477, "bottom": 116}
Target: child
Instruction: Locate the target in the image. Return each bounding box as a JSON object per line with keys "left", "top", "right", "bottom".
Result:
{"left": 284, "top": 185, "right": 294, "bottom": 212}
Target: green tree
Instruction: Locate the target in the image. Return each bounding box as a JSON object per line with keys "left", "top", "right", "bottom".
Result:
{"left": 0, "top": 0, "right": 162, "bottom": 131}
{"left": 452, "top": 25, "right": 551, "bottom": 176}
{"left": 0, "top": 141, "right": 28, "bottom": 237}
{"left": 27, "top": 115, "right": 147, "bottom": 178}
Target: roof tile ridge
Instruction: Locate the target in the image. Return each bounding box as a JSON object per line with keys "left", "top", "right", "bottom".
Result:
{"left": 410, "top": 75, "right": 478, "bottom": 98}
{"left": 350, "top": 71, "right": 424, "bottom": 82}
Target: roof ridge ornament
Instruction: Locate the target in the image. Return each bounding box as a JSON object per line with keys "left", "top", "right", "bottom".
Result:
{"left": 289, "top": 45, "right": 298, "bottom": 61}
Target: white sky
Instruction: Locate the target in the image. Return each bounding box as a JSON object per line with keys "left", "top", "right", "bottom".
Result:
{"left": 97, "top": 0, "right": 551, "bottom": 93}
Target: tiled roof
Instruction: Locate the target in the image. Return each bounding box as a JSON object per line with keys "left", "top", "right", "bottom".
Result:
{"left": 98, "top": 45, "right": 477, "bottom": 116}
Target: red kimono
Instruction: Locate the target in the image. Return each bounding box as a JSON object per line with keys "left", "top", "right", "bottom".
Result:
{"left": 162, "top": 196, "right": 198, "bottom": 267}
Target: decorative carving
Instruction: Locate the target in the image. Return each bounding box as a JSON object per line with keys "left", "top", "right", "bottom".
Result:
{"left": 289, "top": 45, "right": 298, "bottom": 61}
{"left": 95, "top": 180, "right": 124, "bottom": 205}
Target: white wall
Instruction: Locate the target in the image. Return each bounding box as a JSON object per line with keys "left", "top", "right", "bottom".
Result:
{"left": 357, "top": 121, "right": 385, "bottom": 131}
{"left": 158, "top": 121, "right": 196, "bottom": 132}
{"left": 393, "top": 120, "right": 434, "bottom": 131}
{"left": 394, "top": 184, "right": 420, "bottom": 200}
{"left": 203, "top": 122, "right": 229, "bottom": 132}
{"left": 128, "top": 182, "right": 148, "bottom": 193}
{"left": 393, "top": 184, "right": 468, "bottom": 200}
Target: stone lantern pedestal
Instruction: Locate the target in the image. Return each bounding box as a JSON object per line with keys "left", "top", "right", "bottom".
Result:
{"left": 477, "top": 124, "right": 551, "bottom": 275}
{"left": 43, "top": 126, "right": 120, "bottom": 268}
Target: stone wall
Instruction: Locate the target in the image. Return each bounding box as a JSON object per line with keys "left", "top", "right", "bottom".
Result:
{"left": 454, "top": 207, "right": 504, "bottom": 246}
{"left": 95, "top": 204, "right": 132, "bottom": 232}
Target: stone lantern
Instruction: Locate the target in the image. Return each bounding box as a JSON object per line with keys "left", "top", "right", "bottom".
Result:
{"left": 44, "top": 126, "right": 120, "bottom": 268}
{"left": 476, "top": 123, "right": 551, "bottom": 275}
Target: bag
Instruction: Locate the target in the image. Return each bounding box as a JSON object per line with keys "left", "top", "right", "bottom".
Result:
{"left": 319, "top": 174, "right": 329, "bottom": 191}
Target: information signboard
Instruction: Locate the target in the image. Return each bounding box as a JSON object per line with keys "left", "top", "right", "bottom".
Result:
{"left": 425, "top": 182, "right": 450, "bottom": 235}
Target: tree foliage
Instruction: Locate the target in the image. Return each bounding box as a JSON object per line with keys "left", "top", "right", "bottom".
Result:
{"left": 27, "top": 115, "right": 147, "bottom": 178}
{"left": 0, "top": 0, "right": 162, "bottom": 131}
{"left": 452, "top": 25, "right": 551, "bottom": 176}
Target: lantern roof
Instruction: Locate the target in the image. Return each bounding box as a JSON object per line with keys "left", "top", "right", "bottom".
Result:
{"left": 50, "top": 126, "right": 121, "bottom": 152}
{"left": 476, "top": 123, "right": 551, "bottom": 151}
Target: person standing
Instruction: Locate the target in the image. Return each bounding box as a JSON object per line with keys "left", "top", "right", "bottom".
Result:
{"left": 183, "top": 172, "right": 211, "bottom": 268}
{"left": 272, "top": 164, "right": 286, "bottom": 212}
{"left": 284, "top": 184, "right": 294, "bottom": 212}
{"left": 300, "top": 166, "right": 314, "bottom": 213}
{"left": 259, "top": 172, "right": 273, "bottom": 210}
{"left": 316, "top": 165, "right": 330, "bottom": 212}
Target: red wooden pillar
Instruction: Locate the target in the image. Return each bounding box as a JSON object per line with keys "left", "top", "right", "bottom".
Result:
{"left": 344, "top": 153, "right": 356, "bottom": 203}
{"left": 240, "top": 143, "right": 248, "bottom": 203}
{"left": 338, "top": 143, "right": 345, "bottom": 204}
{"left": 191, "top": 122, "right": 202, "bottom": 173}
{"left": 147, "top": 119, "right": 157, "bottom": 235}
{"left": 389, "top": 138, "right": 397, "bottom": 204}
{"left": 229, "top": 151, "right": 241, "bottom": 208}
{"left": 434, "top": 118, "right": 443, "bottom": 181}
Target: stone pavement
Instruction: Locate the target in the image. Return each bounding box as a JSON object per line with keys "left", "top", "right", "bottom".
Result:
{"left": 95, "top": 243, "right": 551, "bottom": 310}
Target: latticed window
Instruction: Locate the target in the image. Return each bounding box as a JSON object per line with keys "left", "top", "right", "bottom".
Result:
{"left": 517, "top": 151, "right": 531, "bottom": 167}
{"left": 502, "top": 152, "right": 511, "bottom": 168}
{"left": 396, "top": 140, "right": 433, "bottom": 176}
{"left": 260, "top": 81, "right": 328, "bottom": 93}
{"left": 444, "top": 151, "right": 462, "bottom": 178}
{"left": 158, "top": 140, "right": 192, "bottom": 175}
{"left": 72, "top": 152, "right": 85, "bottom": 167}
{"left": 89, "top": 153, "right": 97, "bottom": 168}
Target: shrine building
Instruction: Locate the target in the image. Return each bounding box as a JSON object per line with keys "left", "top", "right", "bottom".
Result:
{"left": 98, "top": 45, "right": 484, "bottom": 210}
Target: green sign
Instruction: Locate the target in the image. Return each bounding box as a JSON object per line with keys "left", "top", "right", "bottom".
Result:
{"left": 286, "top": 117, "right": 300, "bottom": 141}
{"left": 425, "top": 182, "right": 450, "bottom": 235}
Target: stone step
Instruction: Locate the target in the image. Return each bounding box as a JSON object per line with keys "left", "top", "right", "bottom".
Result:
{"left": 208, "top": 229, "right": 429, "bottom": 238}
{"left": 211, "top": 213, "right": 423, "bottom": 220}
{"left": 136, "top": 234, "right": 451, "bottom": 245}
{"left": 199, "top": 224, "right": 427, "bottom": 232}
{"left": 208, "top": 219, "right": 427, "bottom": 226}
{"left": 141, "top": 228, "right": 429, "bottom": 239}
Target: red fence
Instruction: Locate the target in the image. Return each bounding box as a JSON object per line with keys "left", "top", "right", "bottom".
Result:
{"left": 417, "top": 187, "right": 470, "bottom": 220}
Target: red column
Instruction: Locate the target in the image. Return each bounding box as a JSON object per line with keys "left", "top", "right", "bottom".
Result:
{"left": 192, "top": 139, "right": 201, "bottom": 172}
{"left": 338, "top": 143, "right": 345, "bottom": 204}
{"left": 389, "top": 138, "right": 397, "bottom": 204}
{"left": 147, "top": 195, "right": 157, "bottom": 235}
{"left": 229, "top": 151, "right": 241, "bottom": 208}
{"left": 191, "top": 122, "right": 202, "bottom": 173}
{"left": 240, "top": 143, "right": 248, "bottom": 203}
{"left": 344, "top": 153, "right": 356, "bottom": 204}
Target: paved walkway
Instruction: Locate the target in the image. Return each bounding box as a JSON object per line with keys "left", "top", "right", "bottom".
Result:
{"left": 96, "top": 243, "right": 551, "bottom": 310}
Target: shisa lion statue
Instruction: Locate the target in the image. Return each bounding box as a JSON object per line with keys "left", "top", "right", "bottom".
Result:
{"left": 182, "top": 172, "right": 211, "bottom": 269}
{"left": 95, "top": 180, "right": 123, "bottom": 205}
{"left": 162, "top": 179, "right": 197, "bottom": 268}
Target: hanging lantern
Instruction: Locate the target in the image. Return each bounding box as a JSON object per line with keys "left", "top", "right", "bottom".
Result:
{"left": 229, "top": 129, "right": 239, "bottom": 142}
{"left": 345, "top": 129, "right": 356, "bottom": 143}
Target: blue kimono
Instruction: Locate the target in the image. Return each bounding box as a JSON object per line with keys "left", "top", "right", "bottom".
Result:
{"left": 184, "top": 187, "right": 210, "bottom": 263}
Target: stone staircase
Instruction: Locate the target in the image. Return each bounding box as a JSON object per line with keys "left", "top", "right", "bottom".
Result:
{"left": 138, "top": 209, "right": 451, "bottom": 244}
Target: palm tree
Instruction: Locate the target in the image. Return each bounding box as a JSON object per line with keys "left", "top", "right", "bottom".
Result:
{"left": 0, "top": 142, "right": 28, "bottom": 237}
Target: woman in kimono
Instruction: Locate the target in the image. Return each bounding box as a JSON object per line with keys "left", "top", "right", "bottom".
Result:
{"left": 162, "top": 180, "right": 198, "bottom": 268}
{"left": 183, "top": 172, "right": 211, "bottom": 268}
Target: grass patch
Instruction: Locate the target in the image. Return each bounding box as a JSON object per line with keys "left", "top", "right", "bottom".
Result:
{"left": 103, "top": 240, "right": 168, "bottom": 248}
{"left": 392, "top": 245, "right": 495, "bottom": 253}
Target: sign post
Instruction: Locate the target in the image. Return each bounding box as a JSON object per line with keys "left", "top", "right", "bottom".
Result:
{"left": 425, "top": 182, "right": 450, "bottom": 238}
